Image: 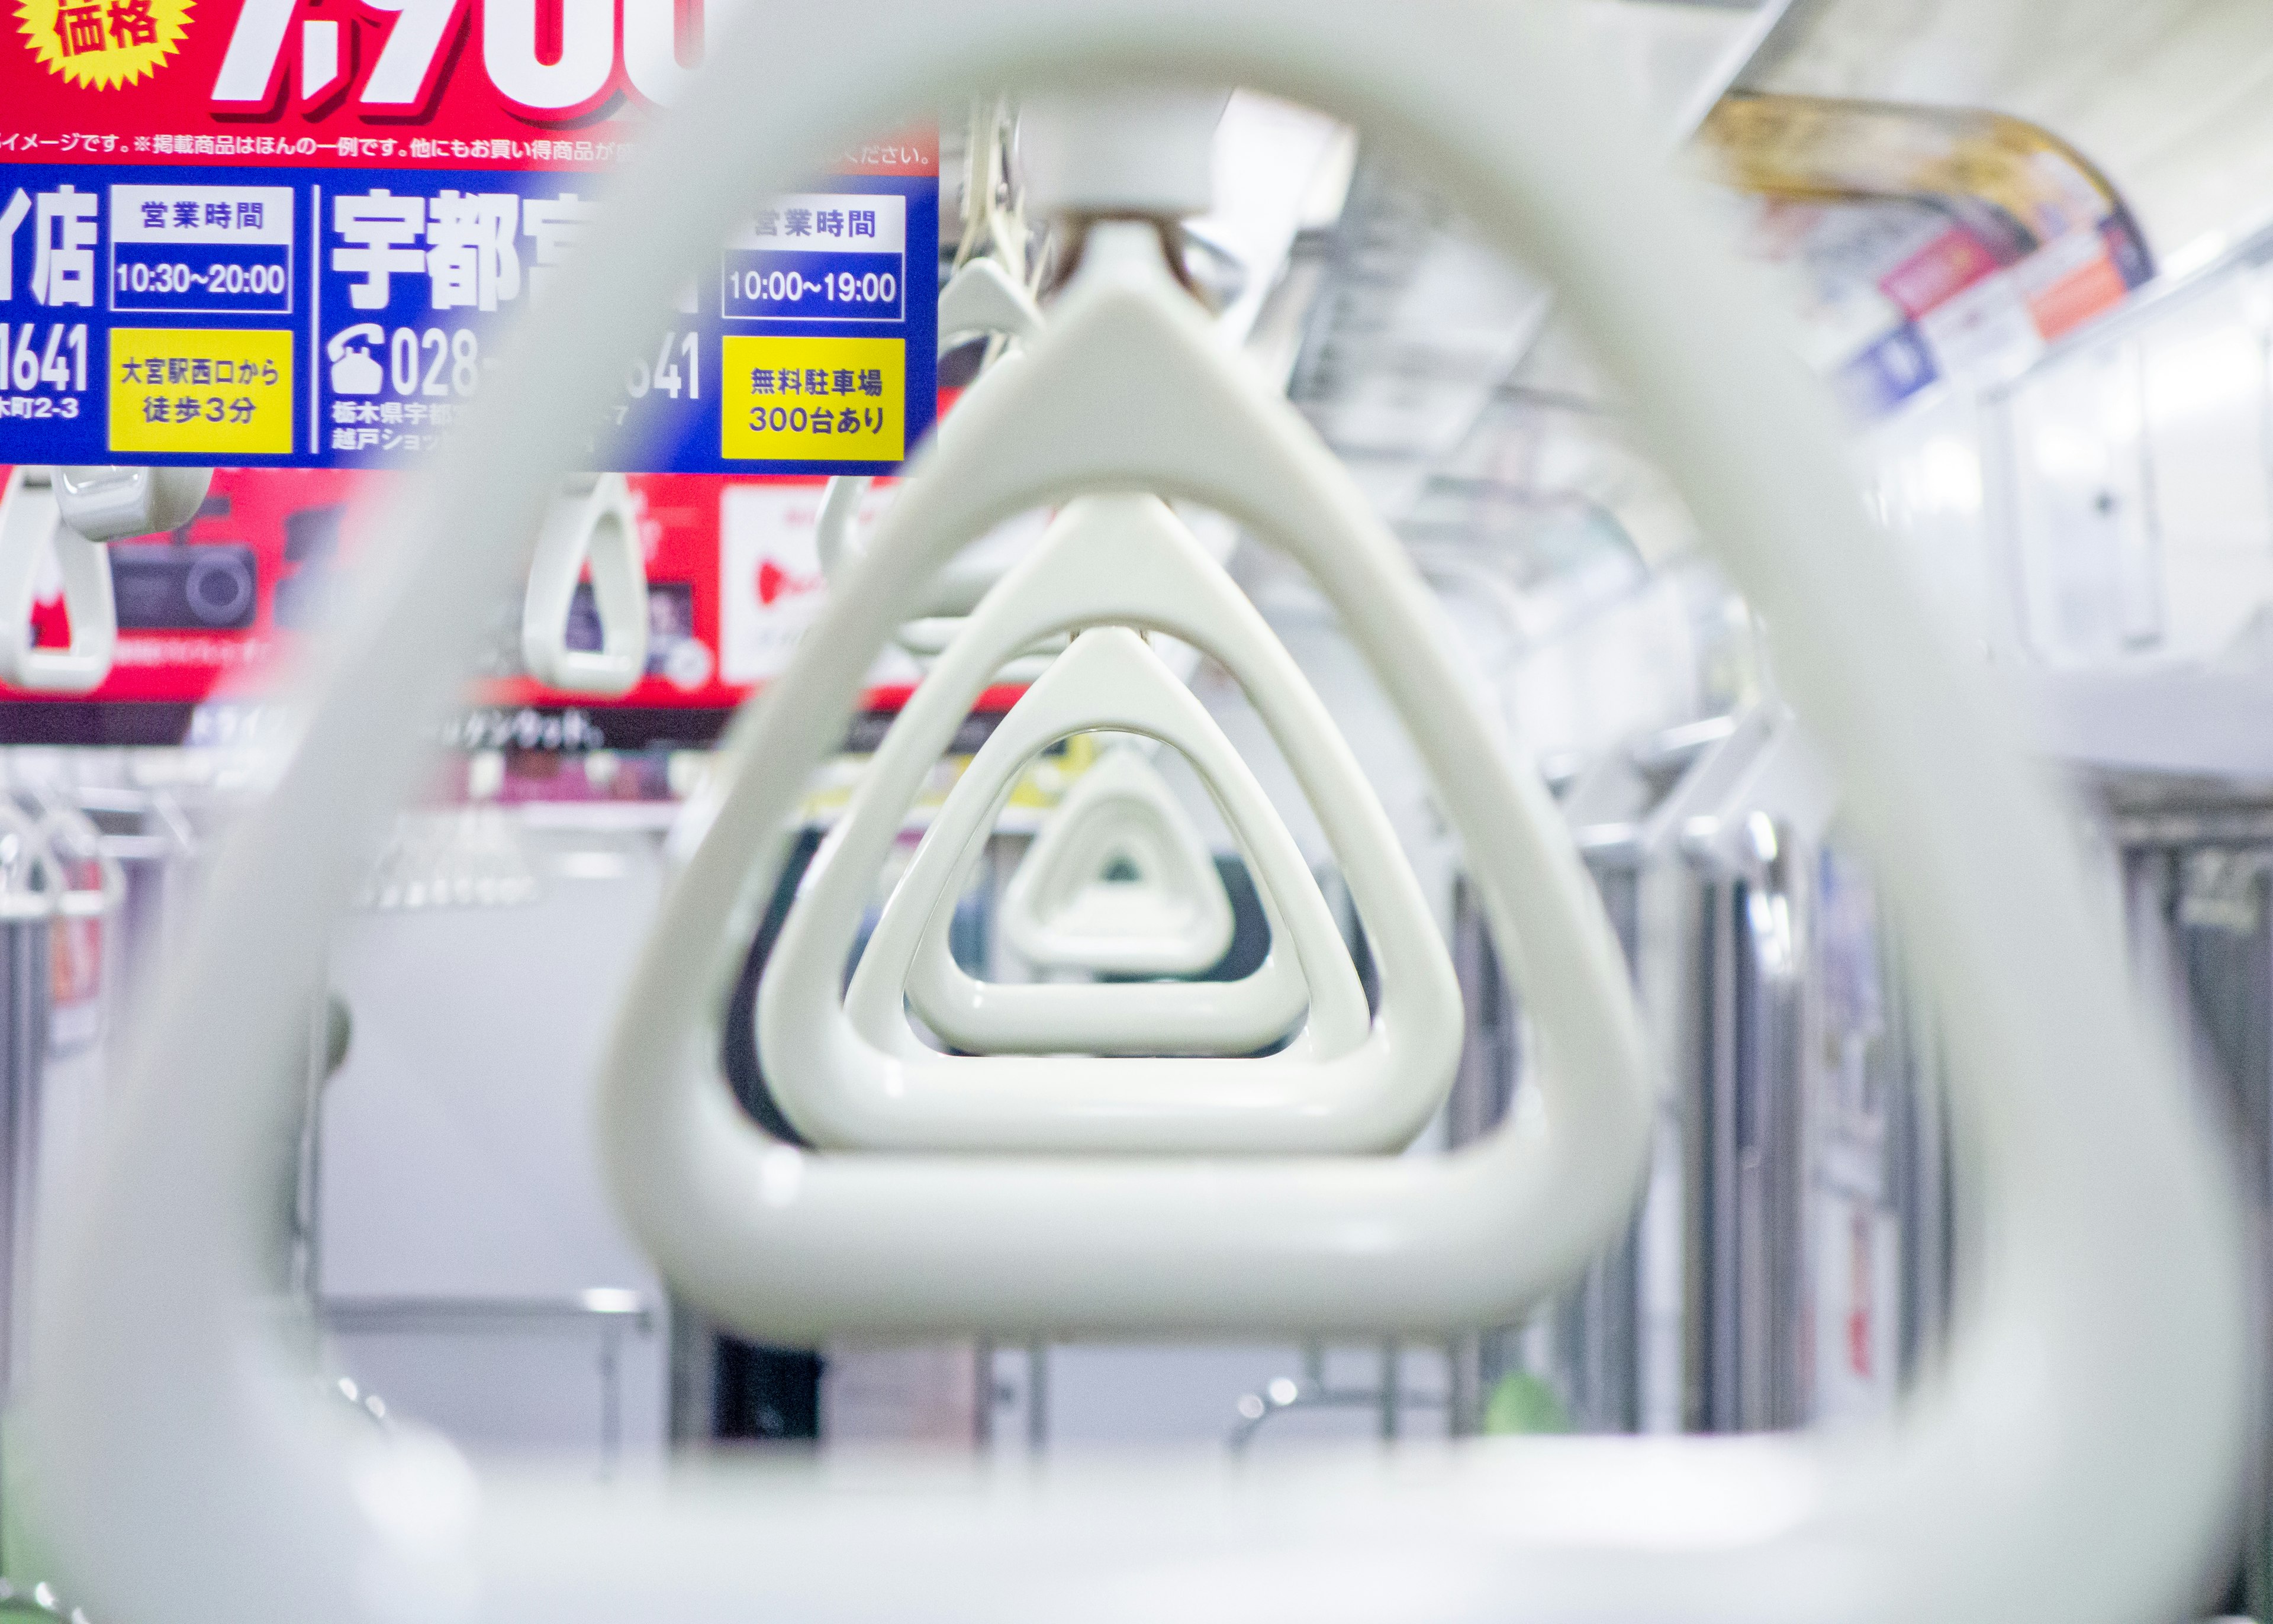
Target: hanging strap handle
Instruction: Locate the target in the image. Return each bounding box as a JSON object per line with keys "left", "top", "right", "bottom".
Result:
{"left": 0, "top": 466, "right": 206, "bottom": 695}
{"left": 520, "top": 472, "right": 649, "bottom": 697}
{"left": 849, "top": 629, "right": 1366, "bottom": 1059}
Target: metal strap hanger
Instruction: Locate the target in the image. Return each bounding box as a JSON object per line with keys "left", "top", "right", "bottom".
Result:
{"left": 843, "top": 624, "right": 1366, "bottom": 1060}
{"left": 760, "top": 488, "right": 1441, "bottom": 1151}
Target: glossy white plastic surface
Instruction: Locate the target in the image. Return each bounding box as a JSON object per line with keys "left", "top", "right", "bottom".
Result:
{"left": 760, "top": 483, "right": 1454, "bottom": 1152}
{"left": 520, "top": 472, "right": 648, "bottom": 696}
{"left": 893, "top": 589, "right": 1348, "bottom": 1055}
{"left": 904, "top": 825, "right": 1318, "bottom": 1058}
{"left": 939, "top": 256, "right": 1047, "bottom": 350}
{"left": 0, "top": 468, "right": 117, "bottom": 696}
{"left": 1022, "top": 87, "right": 1229, "bottom": 219}
{"left": 27, "top": 8, "right": 2252, "bottom": 1624}
{"left": 851, "top": 629, "right": 1364, "bottom": 1059}
{"left": 53, "top": 466, "right": 210, "bottom": 543}
{"left": 1000, "top": 743, "right": 1239, "bottom": 977}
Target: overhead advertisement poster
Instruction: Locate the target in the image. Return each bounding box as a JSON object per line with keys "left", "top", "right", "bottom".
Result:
{"left": 1702, "top": 94, "right": 2152, "bottom": 417}
{"left": 0, "top": 0, "right": 939, "bottom": 475}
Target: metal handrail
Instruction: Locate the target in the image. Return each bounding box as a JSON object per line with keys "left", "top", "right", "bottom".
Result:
{"left": 317, "top": 1292, "right": 654, "bottom": 1472}
{"left": 69, "top": 788, "right": 197, "bottom": 865}
{"left": 318, "top": 1291, "right": 652, "bottom": 1336}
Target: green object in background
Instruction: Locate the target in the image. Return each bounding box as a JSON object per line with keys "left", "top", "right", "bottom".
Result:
{"left": 1482, "top": 1371, "right": 1572, "bottom": 1435}
{"left": 0, "top": 1413, "right": 68, "bottom": 1604}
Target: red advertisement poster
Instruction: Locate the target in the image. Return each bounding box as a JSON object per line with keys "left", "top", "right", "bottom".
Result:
{"left": 0, "top": 0, "right": 970, "bottom": 742}
{"left": 0, "top": 0, "right": 935, "bottom": 178}
{"left": 0, "top": 448, "right": 1031, "bottom": 747}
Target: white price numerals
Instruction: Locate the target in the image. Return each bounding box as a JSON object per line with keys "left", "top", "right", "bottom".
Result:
{"left": 3, "top": 324, "right": 89, "bottom": 394}
{"left": 624, "top": 331, "right": 701, "bottom": 403}
{"left": 388, "top": 327, "right": 482, "bottom": 398}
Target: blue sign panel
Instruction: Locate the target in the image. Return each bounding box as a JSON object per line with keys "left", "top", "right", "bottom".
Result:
{"left": 0, "top": 162, "right": 938, "bottom": 473}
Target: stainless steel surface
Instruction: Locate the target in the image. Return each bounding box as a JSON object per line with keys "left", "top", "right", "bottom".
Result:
{"left": 1522, "top": 716, "right": 1952, "bottom": 1437}
{"left": 2111, "top": 807, "right": 2273, "bottom": 1620}
{"left": 0, "top": 901, "right": 46, "bottom": 1405}
{"left": 0, "top": 805, "right": 56, "bottom": 1407}
{"left": 320, "top": 1291, "right": 655, "bottom": 1333}
{"left": 1696, "top": 852, "right": 1806, "bottom": 1430}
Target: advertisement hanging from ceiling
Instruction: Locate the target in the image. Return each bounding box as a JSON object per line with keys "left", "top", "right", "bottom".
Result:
{"left": 1706, "top": 94, "right": 2155, "bottom": 417}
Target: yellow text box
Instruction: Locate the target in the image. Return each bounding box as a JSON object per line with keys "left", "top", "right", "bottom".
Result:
{"left": 108, "top": 328, "right": 294, "bottom": 456}
{"left": 722, "top": 334, "right": 903, "bottom": 463}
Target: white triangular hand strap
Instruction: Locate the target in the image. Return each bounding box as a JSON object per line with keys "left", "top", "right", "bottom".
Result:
{"left": 895, "top": 650, "right": 1352, "bottom": 1057}
{"left": 0, "top": 467, "right": 118, "bottom": 695}
{"left": 764, "top": 489, "right": 1435, "bottom": 1151}
{"left": 939, "top": 254, "right": 1045, "bottom": 349}
{"left": 875, "top": 784, "right": 1333, "bottom": 1064}
{"left": 874, "top": 758, "right": 1334, "bottom": 1064}
{"left": 606, "top": 219, "right": 1648, "bottom": 1329}
{"left": 848, "top": 627, "right": 1367, "bottom": 1059}
{"left": 37, "top": 14, "right": 2246, "bottom": 1624}
{"left": 520, "top": 472, "right": 649, "bottom": 696}
{"left": 1002, "top": 743, "right": 1237, "bottom": 975}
